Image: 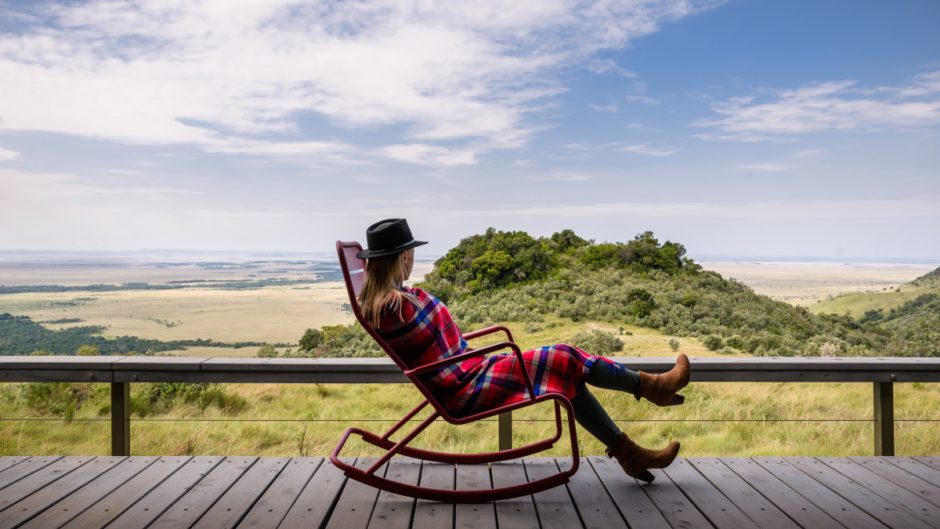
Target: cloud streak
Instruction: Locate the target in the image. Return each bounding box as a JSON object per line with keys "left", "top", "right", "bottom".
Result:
{"left": 0, "top": 0, "right": 721, "bottom": 167}
{"left": 0, "top": 147, "right": 18, "bottom": 162}
{"left": 694, "top": 71, "right": 940, "bottom": 140}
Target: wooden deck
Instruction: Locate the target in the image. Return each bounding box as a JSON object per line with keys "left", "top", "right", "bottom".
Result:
{"left": 1, "top": 456, "right": 939, "bottom": 528}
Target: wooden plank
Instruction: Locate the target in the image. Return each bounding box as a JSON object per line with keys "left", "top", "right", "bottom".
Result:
{"left": 850, "top": 456, "right": 940, "bottom": 508}
{"left": 0, "top": 456, "right": 94, "bottom": 514}
{"left": 237, "top": 457, "right": 322, "bottom": 529}
{"left": 190, "top": 457, "right": 289, "bottom": 529}
{"left": 323, "top": 457, "right": 387, "bottom": 529}
{"left": 587, "top": 456, "right": 671, "bottom": 529}
{"left": 454, "top": 463, "right": 496, "bottom": 529}
{"left": 524, "top": 458, "right": 580, "bottom": 529}
{"left": 0, "top": 456, "right": 62, "bottom": 491}
{"left": 633, "top": 467, "right": 714, "bottom": 529}
{"left": 59, "top": 456, "right": 191, "bottom": 529}
{"left": 785, "top": 456, "right": 934, "bottom": 529}
{"left": 278, "top": 457, "right": 351, "bottom": 529}
{"left": 104, "top": 456, "right": 224, "bottom": 529}
{"left": 20, "top": 457, "right": 159, "bottom": 529}
{"left": 688, "top": 458, "right": 799, "bottom": 529}
{"left": 914, "top": 457, "right": 940, "bottom": 471}
{"left": 367, "top": 458, "right": 421, "bottom": 529}
{"left": 662, "top": 457, "right": 760, "bottom": 529}
{"left": 753, "top": 457, "right": 887, "bottom": 529}
{"left": 148, "top": 456, "right": 258, "bottom": 529}
{"left": 491, "top": 459, "right": 538, "bottom": 529}
{"left": 0, "top": 457, "right": 29, "bottom": 474}
{"left": 815, "top": 457, "right": 940, "bottom": 526}
{"left": 556, "top": 457, "right": 627, "bottom": 529}
{"left": 720, "top": 457, "right": 846, "bottom": 529}
{"left": 883, "top": 456, "right": 940, "bottom": 487}
{"left": 0, "top": 457, "right": 125, "bottom": 529}
{"left": 411, "top": 462, "right": 454, "bottom": 529}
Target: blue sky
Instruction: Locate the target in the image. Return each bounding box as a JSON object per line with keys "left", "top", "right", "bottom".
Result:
{"left": 1, "top": 0, "right": 938, "bottom": 260}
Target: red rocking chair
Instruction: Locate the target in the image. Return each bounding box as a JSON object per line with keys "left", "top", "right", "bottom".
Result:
{"left": 330, "top": 241, "right": 581, "bottom": 502}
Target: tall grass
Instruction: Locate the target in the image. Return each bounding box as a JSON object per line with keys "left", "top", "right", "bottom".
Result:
{"left": 1, "top": 381, "right": 937, "bottom": 457}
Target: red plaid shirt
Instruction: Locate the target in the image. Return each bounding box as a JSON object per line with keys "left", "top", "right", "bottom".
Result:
{"left": 377, "top": 287, "right": 599, "bottom": 417}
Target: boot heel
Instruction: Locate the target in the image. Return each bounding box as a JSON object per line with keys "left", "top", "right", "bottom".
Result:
{"left": 668, "top": 394, "right": 685, "bottom": 406}
{"left": 634, "top": 470, "right": 655, "bottom": 483}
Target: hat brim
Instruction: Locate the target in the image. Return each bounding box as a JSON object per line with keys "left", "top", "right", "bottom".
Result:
{"left": 356, "top": 240, "right": 427, "bottom": 259}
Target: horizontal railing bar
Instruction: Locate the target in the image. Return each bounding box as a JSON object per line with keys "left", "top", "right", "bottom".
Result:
{"left": 4, "top": 417, "right": 940, "bottom": 422}
{"left": 3, "top": 355, "right": 940, "bottom": 383}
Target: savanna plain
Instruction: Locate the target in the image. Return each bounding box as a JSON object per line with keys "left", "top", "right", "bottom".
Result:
{"left": 1, "top": 254, "right": 937, "bottom": 457}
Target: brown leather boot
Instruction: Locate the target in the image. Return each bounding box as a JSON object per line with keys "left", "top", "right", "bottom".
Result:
{"left": 606, "top": 432, "right": 680, "bottom": 483}
{"left": 635, "top": 353, "right": 690, "bottom": 406}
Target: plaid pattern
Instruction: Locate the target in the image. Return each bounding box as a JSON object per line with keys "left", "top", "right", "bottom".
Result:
{"left": 377, "top": 287, "right": 602, "bottom": 418}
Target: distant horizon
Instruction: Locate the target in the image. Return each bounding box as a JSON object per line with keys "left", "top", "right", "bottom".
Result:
{"left": 0, "top": 247, "right": 937, "bottom": 266}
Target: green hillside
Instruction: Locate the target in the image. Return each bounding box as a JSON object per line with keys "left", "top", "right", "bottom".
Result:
{"left": 419, "top": 228, "right": 901, "bottom": 357}
{"left": 810, "top": 266, "right": 939, "bottom": 318}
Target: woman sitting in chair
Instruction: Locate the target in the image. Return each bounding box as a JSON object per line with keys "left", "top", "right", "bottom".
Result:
{"left": 356, "top": 218, "right": 690, "bottom": 482}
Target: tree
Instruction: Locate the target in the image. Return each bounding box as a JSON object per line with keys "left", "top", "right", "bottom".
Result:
{"left": 298, "top": 328, "right": 323, "bottom": 352}
{"left": 257, "top": 345, "right": 278, "bottom": 358}
{"left": 76, "top": 344, "right": 99, "bottom": 356}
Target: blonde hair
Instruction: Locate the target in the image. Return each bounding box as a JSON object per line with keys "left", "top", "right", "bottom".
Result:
{"left": 358, "top": 249, "right": 414, "bottom": 327}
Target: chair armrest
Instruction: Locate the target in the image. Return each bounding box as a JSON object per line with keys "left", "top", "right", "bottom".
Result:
{"left": 462, "top": 325, "right": 515, "bottom": 343}
{"left": 403, "top": 340, "right": 537, "bottom": 400}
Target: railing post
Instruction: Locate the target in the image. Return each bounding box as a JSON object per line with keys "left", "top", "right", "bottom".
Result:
{"left": 498, "top": 411, "right": 512, "bottom": 450}
{"left": 873, "top": 381, "right": 894, "bottom": 456}
{"left": 111, "top": 382, "right": 130, "bottom": 456}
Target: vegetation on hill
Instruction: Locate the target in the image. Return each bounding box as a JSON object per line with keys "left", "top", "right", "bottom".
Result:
{"left": 417, "top": 228, "right": 901, "bottom": 357}
{"left": 0, "top": 313, "right": 278, "bottom": 355}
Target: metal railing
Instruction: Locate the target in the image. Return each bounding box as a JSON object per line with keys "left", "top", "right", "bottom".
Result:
{"left": 2, "top": 355, "right": 939, "bottom": 457}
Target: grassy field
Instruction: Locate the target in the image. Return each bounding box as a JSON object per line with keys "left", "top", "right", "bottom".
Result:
{"left": 809, "top": 274, "right": 937, "bottom": 318}
{"left": 701, "top": 260, "right": 934, "bottom": 307}
{"left": 1, "top": 259, "right": 937, "bottom": 456}
{"left": 1, "top": 317, "right": 937, "bottom": 457}
{"left": 2, "top": 380, "right": 937, "bottom": 458}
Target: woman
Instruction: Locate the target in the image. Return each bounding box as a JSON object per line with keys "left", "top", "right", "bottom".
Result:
{"left": 356, "top": 218, "right": 690, "bottom": 482}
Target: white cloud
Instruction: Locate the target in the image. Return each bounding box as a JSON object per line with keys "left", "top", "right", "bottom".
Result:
{"left": 624, "top": 94, "right": 660, "bottom": 105}
{"left": 589, "top": 103, "right": 619, "bottom": 113}
{"left": 694, "top": 71, "right": 940, "bottom": 140}
{"left": 530, "top": 172, "right": 593, "bottom": 182}
{"left": 737, "top": 162, "right": 788, "bottom": 172}
{"left": 586, "top": 58, "right": 636, "bottom": 77}
{"left": 0, "top": 147, "right": 19, "bottom": 162}
{"left": 492, "top": 196, "right": 940, "bottom": 219}
{"left": 791, "top": 148, "right": 824, "bottom": 158}
{"left": 0, "top": 1, "right": 721, "bottom": 167}
{"left": 619, "top": 144, "right": 678, "bottom": 156}
{"left": 376, "top": 144, "right": 478, "bottom": 167}
{"left": 623, "top": 122, "right": 645, "bottom": 129}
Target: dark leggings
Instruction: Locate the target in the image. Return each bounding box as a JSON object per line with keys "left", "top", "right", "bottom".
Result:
{"left": 570, "top": 359, "right": 641, "bottom": 448}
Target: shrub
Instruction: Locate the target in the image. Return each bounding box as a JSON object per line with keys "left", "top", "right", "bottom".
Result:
{"left": 702, "top": 335, "right": 723, "bottom": 351}
{"left": 570, "top": 329, "right": 624, "bottom": 356}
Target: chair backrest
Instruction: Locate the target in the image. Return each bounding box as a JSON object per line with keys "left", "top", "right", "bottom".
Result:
{"left": 336, "top": 241, "right": 455, "bottom": 416}
{"left": 335, "top": 242, "right": 433, "bottom": 375}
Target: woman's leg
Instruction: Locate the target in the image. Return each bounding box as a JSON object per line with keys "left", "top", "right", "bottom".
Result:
{"left": 570, "top": 383, "right": 623, "bottom": 448}
{"left": 585, "top": 357, "right": 642, "bottom": 398}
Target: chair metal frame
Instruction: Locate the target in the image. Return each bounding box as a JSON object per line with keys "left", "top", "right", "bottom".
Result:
{"left": 330, "top": 241, "right": 580, "bottom": 502}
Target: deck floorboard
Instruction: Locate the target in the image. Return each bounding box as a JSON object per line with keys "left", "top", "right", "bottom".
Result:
{"left": 2, "top": 456, "right": 938, "bottom": 528}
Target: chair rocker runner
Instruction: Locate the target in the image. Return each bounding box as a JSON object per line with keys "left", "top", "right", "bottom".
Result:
{"left": 330, "top": 241, "right": 581, "bottom": 502}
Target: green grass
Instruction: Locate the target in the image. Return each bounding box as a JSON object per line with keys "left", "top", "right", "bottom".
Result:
{"left": 2, "top": 378, "right": 938, "bottom": 457}
{"left": 811, "top": 269, "right": 939, "bottom": 318}
{"left": 810, "top": 287, "right": 929, "bottom": 318}
{"left": 2, "top": 318, "right": 936, "bottom": 457}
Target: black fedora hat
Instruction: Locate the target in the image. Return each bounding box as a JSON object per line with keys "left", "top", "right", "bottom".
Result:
{"left": 356, "top": 218, "right": 428, "bottom": 259}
